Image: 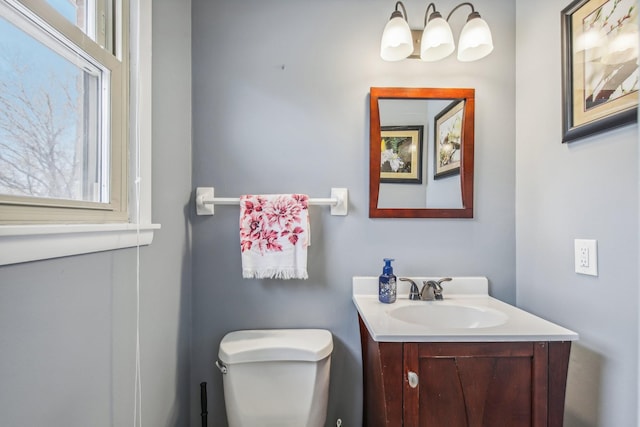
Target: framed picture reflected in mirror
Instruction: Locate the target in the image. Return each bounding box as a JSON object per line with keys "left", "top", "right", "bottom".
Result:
{"left": 434, "top": 100, "right": 464, "bottom": 179}
{"left": 380, "top": 125, "right": 424, "bottom": 184}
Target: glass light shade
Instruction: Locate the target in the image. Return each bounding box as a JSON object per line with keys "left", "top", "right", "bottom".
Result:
{"left": 457, "top": 16, "right": 493, "bottom": 62}
{"left": 380, "top": 16, "right": 414, "bottom": 61}
{"left": 420, "top": 16, "right": 455, "bottom": 61}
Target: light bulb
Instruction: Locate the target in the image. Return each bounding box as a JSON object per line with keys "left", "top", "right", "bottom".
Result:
{"left": 381, "top": 14, "right": 414, "bottom": 61}
{"left": 420, "top": 15, "right": 455, "bottom": 61}
{"left": 457, "top": 12, "right": 493, "bottom": 62}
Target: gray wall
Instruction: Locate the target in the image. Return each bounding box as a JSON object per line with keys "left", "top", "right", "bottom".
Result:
{"left": 515, "top": 1, "right": 638, "bottom": 426}
{"left": 5, "top": 1, "right": 636, "bottom": 426}
{"left": 0, "top": 0, "right": 193, "bottom": 425}
{"left": 191, "top": 0, "right": 515, "bottom": 425}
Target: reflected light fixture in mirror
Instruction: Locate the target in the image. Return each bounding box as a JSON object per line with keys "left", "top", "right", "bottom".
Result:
{"left": 369, "top": 87, "right": 475, "bottom": 219}
{"left": 380, "top": 2, "right": 493, "bottom": 62}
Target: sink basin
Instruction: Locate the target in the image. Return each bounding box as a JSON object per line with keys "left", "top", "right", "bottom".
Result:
{"left": 388, "top": 303, "right": 508, "bottom": 329}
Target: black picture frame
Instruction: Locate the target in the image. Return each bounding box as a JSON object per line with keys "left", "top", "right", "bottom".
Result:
{"left": 561, "top": 0, "right": 638, "bottom": 143}
{"left": 380, "top": 125, "right": 424, "bottom": 184}
{"left": 434, "top": 100, "right": 464, "bottom": 179}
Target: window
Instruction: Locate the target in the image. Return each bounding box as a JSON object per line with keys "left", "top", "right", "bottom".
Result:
{"left": 0, "top": 0, "right": 128, "bottom": 224}
{"left": 0, "top": 0, "right": 157, "bottom": 265}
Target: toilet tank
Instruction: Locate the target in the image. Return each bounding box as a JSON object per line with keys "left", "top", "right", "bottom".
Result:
{"left": 218, "top": 329, "right": 333, "bottom": 427}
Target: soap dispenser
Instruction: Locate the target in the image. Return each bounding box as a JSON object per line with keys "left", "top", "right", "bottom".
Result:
{"left": 379, "top": 258, "right": 397, "bottom": 304}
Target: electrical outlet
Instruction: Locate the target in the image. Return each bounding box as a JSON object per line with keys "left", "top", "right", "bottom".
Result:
{"left": 574, "top": 239, "right": 597, "bottom": 276}
{"left": 579, "top": 247, "right": 589, "bottom": 267}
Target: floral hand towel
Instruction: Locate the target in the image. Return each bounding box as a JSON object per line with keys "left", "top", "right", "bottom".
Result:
{"left": 239, "top": 194, "right": 310, "bottom": 279}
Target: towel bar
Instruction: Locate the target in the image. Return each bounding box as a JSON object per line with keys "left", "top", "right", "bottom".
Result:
{"left": 195, "top": 187, "right": 348, "bottom": 216}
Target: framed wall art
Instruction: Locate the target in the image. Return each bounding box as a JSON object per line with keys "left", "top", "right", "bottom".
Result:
{"left": 434, "top": 100, "right": 464, "bottom": 179}
{"left": 561, "top": 0, "right": 638, "bottom": 143}
{"left": 380, "top": 125, "right": 424, "bottom": 184}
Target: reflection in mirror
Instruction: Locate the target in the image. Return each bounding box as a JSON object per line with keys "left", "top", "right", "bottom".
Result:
{"left": 370, "top": 88, "right": 475, "bottom": 218}
{"left": 378, "top": 99, "right": 463, "bottom": 209}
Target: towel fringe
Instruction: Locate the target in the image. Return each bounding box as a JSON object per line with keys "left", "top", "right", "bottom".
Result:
{"left": 243, "top": 268, "right": 308, "bottom": 280}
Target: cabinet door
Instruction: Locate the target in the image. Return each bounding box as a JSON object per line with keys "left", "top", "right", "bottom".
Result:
{"left": 403, "top": 342, "right": 549, "bottom": 427}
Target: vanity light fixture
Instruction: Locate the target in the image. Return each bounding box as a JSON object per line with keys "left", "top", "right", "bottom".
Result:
{"left": 380, "top": 1, "right": 494, "bottom": 62}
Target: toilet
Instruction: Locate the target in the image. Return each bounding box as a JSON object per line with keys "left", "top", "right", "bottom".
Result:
{"left": 217, "top": 328, "right": 333, "bottom": 427}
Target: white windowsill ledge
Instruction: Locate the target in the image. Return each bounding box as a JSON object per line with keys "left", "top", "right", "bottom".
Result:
{"left": 0, "top": 223, "right": 161, "bottom": 266}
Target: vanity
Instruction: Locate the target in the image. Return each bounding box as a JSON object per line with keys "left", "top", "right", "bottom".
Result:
{"left": 353, "top": 277, "right": 578, "bottom": 427}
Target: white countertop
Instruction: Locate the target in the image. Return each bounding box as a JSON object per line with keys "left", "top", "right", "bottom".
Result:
{"left": 353, "top": 276, "right": 578, "bottom": 343}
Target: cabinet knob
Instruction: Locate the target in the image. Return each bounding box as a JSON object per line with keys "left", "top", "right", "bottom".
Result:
{"left": 407, "top": 371, "right": 419, "bottom": 388}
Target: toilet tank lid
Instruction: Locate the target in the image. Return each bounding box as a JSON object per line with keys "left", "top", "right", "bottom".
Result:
{"left": 218, "top": 329, "right": 333, "bottom": 364}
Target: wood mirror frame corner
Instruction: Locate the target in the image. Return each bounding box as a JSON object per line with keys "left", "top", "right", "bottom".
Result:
{"left": 369, "top": 87, "right": 475, "bottom": 218}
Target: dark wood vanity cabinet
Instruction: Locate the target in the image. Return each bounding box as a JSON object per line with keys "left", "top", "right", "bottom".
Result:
{"left": 359, "top": 317, "right": 572, "bottom": 427}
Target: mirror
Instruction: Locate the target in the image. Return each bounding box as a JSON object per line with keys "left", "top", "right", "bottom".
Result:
{"left": 369, "top": 87, "right": 475, "bottom": 218}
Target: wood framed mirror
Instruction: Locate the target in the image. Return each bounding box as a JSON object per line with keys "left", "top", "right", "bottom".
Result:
{"left": 369, "top": 87, "right": 475, "bottom": 218}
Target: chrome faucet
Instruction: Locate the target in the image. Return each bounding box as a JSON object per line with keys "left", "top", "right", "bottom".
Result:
{"left": 400, "top": 277, "right": 452, "bottom": 301}
{"left": 422, "top": 277, "right": 452, "bottom": 300}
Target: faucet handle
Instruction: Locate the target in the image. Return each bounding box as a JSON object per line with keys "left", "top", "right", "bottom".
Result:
{"left": 436, "top": 277, "right": 453, "bottom": 287}
{"left": 436, "top": 278, "right": 452, "bottom": 300}
{"left": 399, "top": 278, "right": 420, "bottom": 300}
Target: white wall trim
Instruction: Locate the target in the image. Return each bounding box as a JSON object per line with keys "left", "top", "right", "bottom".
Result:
{"left": 0, "top": 223, "right": 160, "bottom": 265}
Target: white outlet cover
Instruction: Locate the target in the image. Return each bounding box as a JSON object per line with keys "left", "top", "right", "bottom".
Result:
{"left": 574, "top": 239, "right": 598, "bottom": 276}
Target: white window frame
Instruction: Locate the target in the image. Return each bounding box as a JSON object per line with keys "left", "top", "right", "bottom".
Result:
{"left": 0, "top": 0, "right": 158, "bottom": 266}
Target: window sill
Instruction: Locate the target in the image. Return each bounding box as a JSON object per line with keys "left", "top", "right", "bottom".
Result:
{"left": 0, "top": 223, "right": 161, "bottom": 266}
